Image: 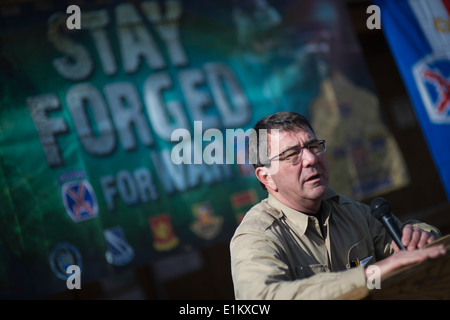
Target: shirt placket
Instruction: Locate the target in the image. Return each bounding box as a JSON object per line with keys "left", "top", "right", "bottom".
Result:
{"left": 307, "top": 215, "right": 330, "bottom": 268}
{"left": 322, "top": 203, "right": 333, "bottom": 271}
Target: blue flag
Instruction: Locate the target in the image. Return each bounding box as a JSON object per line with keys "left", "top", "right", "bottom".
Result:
{"left": 374, "top": 0, "right": 450, "bottom": 200}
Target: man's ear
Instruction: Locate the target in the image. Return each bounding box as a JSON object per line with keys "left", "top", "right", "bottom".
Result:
{"left": 255, "top": 166, "right": 278, "bottom": 191}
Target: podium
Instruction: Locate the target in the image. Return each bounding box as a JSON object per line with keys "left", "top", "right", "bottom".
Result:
{"left": 337, "top": 235, "right": 450, "bottom": 300}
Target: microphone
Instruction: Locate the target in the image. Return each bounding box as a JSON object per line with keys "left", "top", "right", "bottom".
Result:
{"left": 370, "top": 197, "right": 406, "bottom": 251}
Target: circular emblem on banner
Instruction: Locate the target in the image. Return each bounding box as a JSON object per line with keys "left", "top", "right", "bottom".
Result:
{"left": 49, "top": 242, "right": 82, "bottom": 280}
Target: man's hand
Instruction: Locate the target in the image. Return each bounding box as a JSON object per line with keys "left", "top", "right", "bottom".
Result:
{"left": 391, "top": 224, "right": 435, "bottom": 252}
{"left": 367, "top": 224, "right": 445, "bottom": 282}
{"left": 367, "top": 244, "right": 446, "bottom": 280}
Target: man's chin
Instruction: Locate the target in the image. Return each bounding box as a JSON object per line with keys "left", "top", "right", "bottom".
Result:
{"left": 308, "top": 185, "right": 328, "bottom": 198}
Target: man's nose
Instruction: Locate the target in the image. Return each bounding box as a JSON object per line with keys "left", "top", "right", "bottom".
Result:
{"left": 301, "top": 148, "right": 319, "bottom": 166}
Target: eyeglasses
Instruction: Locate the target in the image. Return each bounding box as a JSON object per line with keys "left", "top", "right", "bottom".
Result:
{"left": 264, "top": 140, "right": 326, "bottom": 166}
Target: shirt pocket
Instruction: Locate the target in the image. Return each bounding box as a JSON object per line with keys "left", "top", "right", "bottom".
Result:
{"left": 295, "top": 264, "right": 330, "bottom": 279}
{"left": 346, "top": 237, "right": 374, "bottom": 269}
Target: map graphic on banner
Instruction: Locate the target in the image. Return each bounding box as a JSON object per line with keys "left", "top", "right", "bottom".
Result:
{"left": 374, "top": 0, "right": 450, "bottom": 200}
{"left": 0, "top": 0, "right": 409, "bottom": 298}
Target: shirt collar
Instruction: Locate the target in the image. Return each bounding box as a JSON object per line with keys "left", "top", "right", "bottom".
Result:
{"left": 266, "top": 188, "right": 338, "bottom": 236}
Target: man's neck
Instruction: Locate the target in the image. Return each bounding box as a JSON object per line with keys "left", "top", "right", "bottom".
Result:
{"left": 269, "top": 191, "right": 321, "bottom": 214}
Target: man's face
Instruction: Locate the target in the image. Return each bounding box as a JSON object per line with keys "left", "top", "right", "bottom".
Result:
{"left": 264, "top": 128, "right": 329, "bottom": 212}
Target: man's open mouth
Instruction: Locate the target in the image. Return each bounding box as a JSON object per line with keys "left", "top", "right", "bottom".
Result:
{"left": 306, "top": 173, "right": 321, "bottom": 182}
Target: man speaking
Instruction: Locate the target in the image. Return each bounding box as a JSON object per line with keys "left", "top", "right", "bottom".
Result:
{"left": 230, "top": 111, "right": 445, "bottom": 299}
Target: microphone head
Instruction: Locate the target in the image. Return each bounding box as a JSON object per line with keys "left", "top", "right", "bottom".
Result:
{"left": 370, "top": 197, "right": 391, "bottom": 220}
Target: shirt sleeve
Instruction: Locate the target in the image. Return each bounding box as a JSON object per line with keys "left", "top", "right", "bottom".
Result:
{"left": 230, "top": 231, "right": 368, "bottom": 300}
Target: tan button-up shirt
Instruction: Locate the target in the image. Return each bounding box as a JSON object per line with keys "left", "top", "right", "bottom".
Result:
{"left": 230, "top": 189, "right": 440, "bottom": 300}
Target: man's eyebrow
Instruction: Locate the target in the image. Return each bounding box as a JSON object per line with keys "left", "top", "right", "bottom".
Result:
{"left": 280, "top": 138, "right": 319, "bottom": 153}
{"left": 304, "top": 138, "right": 319, "bottom": 145}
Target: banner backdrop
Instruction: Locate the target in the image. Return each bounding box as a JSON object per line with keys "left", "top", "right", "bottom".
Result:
{"left": 374, "top": 0, "right": 450, "bottom": 200}
{"left": 0, "top": 0, "right": 409, "bottom": 298}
